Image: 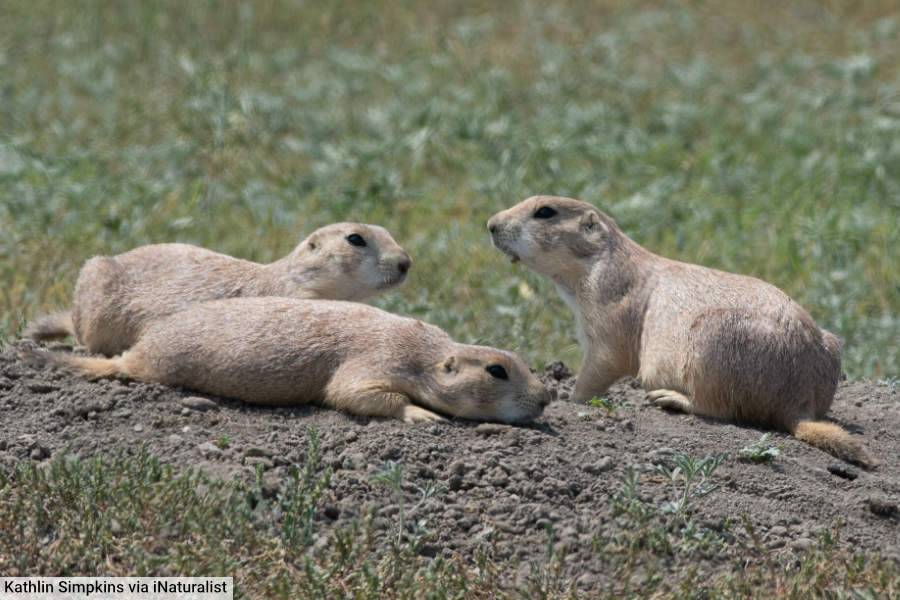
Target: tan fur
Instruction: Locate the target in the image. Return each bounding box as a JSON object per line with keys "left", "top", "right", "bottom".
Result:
{"left": 23, "top": 311, "right": 74, "bottom": 341}
{"left": 488, "top": 196, "right": 874, "bottom": 467}
{"left": 27, "top": 223, "right": 412, "bottom": 356}
{"left": 792, "top": 421, "right": 873, "bottom": 467}
{"left": 63, "top": 355, "right": 127, "bottom": 379}
{"left": 38, "top": 297, "right": 550, "bottom": 424}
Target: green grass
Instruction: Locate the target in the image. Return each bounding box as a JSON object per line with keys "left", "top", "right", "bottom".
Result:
{"left": 0, "top": 0, "right": 897, "bottom": 377}
{"left": 1, "top": 444, "right": 897, "bottom": 598}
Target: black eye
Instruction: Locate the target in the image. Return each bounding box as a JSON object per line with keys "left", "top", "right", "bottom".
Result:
{"left": 346, "top": 234, "right": 367, "bottom": 247}
{"left": 533, "top": 206, "right": 557, "bottom": 219}
{"left": 485, "top": 364, "right": 509, "bottom": 380}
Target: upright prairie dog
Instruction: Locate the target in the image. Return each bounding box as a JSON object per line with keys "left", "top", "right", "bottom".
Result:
{"left": 30, "top": 297, "right": 550, "bottom": 424}
{"left": 26, "top": 223, "right": 412, "bottom": 356}
{"left": 488, "top": 196, "right": 874, "bottom": 467}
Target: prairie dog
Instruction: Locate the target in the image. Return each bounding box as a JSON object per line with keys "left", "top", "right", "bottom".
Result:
{"left": 30, "top": 297, "right": 550, "bottom": 424}
{"left": 488, "top": 196, "right": 873, "bottom": 467}
{"left": 26, "top": 223, "right": 412, "bottom": 356}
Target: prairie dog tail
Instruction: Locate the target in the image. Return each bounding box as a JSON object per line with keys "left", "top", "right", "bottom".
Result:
{"left": 23, "top": 311, "right": 75, "bottom": 342}
{"left": 61, "top": 354, "right": 127, "bottom": 379}
{"left": 19, "top": 346, "right": 127, "bottom": 380}
{"left": 792, "top": 420, "right": 877, "bottom": 469}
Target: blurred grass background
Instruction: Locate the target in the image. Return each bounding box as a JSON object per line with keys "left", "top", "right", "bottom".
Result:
{"left": 1, "top": 0, "right": 897, "bottom": 377}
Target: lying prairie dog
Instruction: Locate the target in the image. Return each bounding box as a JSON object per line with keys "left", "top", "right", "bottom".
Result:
{"left": 488, "top": 195, "right": 873, "bottom": 468}
{"left": 26, "top": 222, "right": 411, "bottom": 356}
{"left": 29, "top": 297, "right": 551, "bottom": 424}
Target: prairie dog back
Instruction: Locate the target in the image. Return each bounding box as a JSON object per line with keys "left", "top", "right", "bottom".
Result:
{"left": 49, "top": 297, "right": 551, "bottom": 424}
{"left": 125, "top": 298, "right": 414, "bottom": 404}
{"left": 49, "top": 222, "right": 411, "bottom": 356}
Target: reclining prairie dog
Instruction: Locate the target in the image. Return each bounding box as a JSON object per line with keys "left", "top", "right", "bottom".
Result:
{"left": 25, "top": 223, "right": 412, "bottom": 356}
{"left": 488, "top": 196, "right": 874, "bottom": 467}
{"left": 29, "top": 297, "right": 550, "bottom": 424}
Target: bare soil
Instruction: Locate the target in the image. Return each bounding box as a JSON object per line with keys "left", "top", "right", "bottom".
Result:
{"left": 1, "top": 341, "right": 897, "bottom": 587}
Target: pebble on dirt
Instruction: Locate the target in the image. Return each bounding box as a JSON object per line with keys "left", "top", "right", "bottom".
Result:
{"left": 179, "top": 396, "right": 219, "bottom": 412}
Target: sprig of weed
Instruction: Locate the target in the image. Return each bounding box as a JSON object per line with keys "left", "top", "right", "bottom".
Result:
{"left": 371, "top": 460, "right": 444, "bottom": 549}
{"left": 656, "top": 453, "right": 726, "bottom": 518}
{"left": 278, "top": 428, "right": 332, "bottom": 548}
{"left": 611, "top": 453, "right": 727, "bottom": 565}
{"left": 589, "top": 396, "right": 618, "bottom": 414}
{"left": 739, "top": 434, "right": 782, "bottom": 463}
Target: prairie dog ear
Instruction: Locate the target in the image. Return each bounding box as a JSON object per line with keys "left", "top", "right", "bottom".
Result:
{"left": 441, "top": 355, "right": 458, "bottom": 374}
{"left": 304, "top": 233, "right": 319, "bottom": 251}
{"left": 580, "top": 211, "right": 606, "bottom": 233}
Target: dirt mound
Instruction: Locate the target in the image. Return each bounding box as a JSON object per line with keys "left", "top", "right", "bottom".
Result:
{"left": 1, "top": 341, "right": 897, "bottom": 585}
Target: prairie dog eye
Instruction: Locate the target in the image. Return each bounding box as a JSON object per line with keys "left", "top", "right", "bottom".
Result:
{"left": 533, "top": 206, "right": 557, "bottom": 219}
{"left": 346, "top": 234, "right": 367, "bottom": 247}
{"left": 485, "top": 364, "right": 509, "bottom": 380}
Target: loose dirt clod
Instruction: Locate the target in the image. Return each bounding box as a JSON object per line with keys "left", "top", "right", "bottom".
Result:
{"left": 866, "top": 497, "right": 898, "bottom": 519}
{"left": 828, "top": 463, "right": 860, "bottom": 480}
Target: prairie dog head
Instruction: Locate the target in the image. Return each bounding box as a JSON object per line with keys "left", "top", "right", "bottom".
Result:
{"left": 289, "top": 223, "right": 412, "bottom": 301}
{"left": 427, "top": 345, "right": 550, "bottom": 423}
{"left": 487, "top": 196, "right": 619, "bottom": 284}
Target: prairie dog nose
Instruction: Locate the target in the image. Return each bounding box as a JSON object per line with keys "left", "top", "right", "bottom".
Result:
{"left": 487, "top": 216, "right": 499, "bottom": 234}
{"left": 390, "top": 253, "right": 411, "bottom": 274}
{"left": 540, "top": 390, "right": 552, "bottom": 407}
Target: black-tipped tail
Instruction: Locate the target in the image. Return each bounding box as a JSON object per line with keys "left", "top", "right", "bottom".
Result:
{"left": 23, "top": 311, "right": 74, "bottom": 342}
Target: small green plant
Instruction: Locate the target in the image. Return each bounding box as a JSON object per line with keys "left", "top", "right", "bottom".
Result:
{"left": 656, "top": 453, "right": 726, "bottom": 518}
{"left": 589, "top": 396, "right": 617, "bottom": 414}
{"left": 739, "top": 434, "right": 782, "bottom": 463}
{"left": 380, "top": 462, "right": 410, "bottom": 548}
{"left": 278, "top": 428, "right": 332, "bottom": 547}
{"left": 612, "top": 468, "right": 656, "bottom": 524}
{"left": 611, "top": 460, "right": 727, "bottom": 560}
{"left": 215, "top": 434, "right": 231, "bottom": 450}
{"left": 371, "top": 460, "right": 444, "bottom": 549}
{"left": 878, "top": 377, "right": 898, "bottom": 392}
